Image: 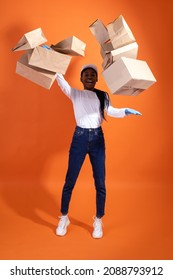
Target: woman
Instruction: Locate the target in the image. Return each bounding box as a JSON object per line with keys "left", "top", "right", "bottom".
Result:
{"left": 55, "top": 64, "right": 141, "bottom": 238}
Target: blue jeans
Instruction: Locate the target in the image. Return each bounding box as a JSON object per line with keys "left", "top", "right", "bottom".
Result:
{"left": 60, "top": 126, "right": 106, "bottom": 218}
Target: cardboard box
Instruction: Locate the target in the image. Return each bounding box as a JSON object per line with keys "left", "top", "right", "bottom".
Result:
{"left": 89, "top": 19, "right": 110, "bottom": 45}
{"left": 51, "top": 36, "right": 86, "bottom": 56}
{"left": 102, "top": 57, "right": 156, "bottom": 96}
{"left": 101, "top": 40, "right": 114, "bottom": 52}
{"left": 102, "top": 42, "right": 138, "bottom": 69}
{"left": 12, "top": 28, "right": 47, "bottom": 51}
{"left": 107, "top": 15, "right": 136, "bottom": 49}
{"left": 89, "top": 15, "right": 136, "bottom": 50}
{"left": 28, "top": 46, "right": 72, "bottom": 74}
{"left": 16, "top": 51, "right": 56, "bottom": 89}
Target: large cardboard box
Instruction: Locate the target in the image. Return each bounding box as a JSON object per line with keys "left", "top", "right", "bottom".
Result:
{"left": 12, "top": 28, "right": 47, "bottom": 51}
{"left": 16, "top": 51, "right": 57, "bottom": 89}
{"left": 51, "top": 36, "right": 86, "bottom": 56}
{"left": 28, "top": 46, "right": 72, "bottom": 74}
{"left": 102, "top": 57, "right": 156, "bottom": 96}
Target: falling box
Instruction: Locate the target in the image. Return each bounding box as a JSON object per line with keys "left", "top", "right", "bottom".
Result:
{"left": 102, "top": 57, "right": 156, "bottom": 95}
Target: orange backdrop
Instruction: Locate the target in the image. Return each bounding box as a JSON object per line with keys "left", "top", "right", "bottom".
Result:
{"left": 0, "top": 0, "right": 173, "bottom": 260}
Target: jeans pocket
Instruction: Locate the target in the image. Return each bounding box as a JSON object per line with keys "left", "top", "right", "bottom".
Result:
{"left": 74, "top": 129, "right": 84, "bottom": 137}
{"left": 94, "top": 130, "right": 103, "bottom": 138}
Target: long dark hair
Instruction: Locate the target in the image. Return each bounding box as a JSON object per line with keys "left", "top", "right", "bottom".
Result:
{"left": 94, "top": 88, "right": 110, "bottom": 120}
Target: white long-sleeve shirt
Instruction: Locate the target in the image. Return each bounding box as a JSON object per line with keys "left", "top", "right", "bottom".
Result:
{"left": 56, "top": 74, "right": 126, "bottom": 128}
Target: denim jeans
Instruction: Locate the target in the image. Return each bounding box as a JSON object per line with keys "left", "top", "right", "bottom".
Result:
{"left": 60, "top": 126, "right": 106, "bottom": 218}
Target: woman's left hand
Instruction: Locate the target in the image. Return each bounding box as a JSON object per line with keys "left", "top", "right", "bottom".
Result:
{"left": 125, "top": 108, "right": 142, "bottom": 116}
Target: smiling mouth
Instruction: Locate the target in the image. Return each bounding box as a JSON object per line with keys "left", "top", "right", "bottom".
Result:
{"left": 86, "top": 82, "right": 94, "bottom": 87}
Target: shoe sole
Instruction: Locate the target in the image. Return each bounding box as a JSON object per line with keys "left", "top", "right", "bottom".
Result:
{"left": 92, "top": 233, "right": 103, "bottom": 239}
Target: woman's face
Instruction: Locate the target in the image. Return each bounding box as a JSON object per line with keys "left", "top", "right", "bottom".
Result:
{"left": 80, "top": 68, "right": 98, "bottom": 91}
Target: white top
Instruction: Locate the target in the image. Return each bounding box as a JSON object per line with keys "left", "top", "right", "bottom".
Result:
{"left": 56, "top": 74, "right": 126, "bottom": 129}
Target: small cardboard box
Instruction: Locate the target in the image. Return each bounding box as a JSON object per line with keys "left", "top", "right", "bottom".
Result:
{"left": 102, "top": 42, "right": 138, "bottom": 69}
{"left": 89, "top": 19, "right": 110, "bottom": 45}
{"left": 16, "top": 51, "right": 56, "bottom": 89}
{"left": 28, "top": 46, "right": 72, "bottom": 74}
{"left": 102, "top": 57, "right": 156, "bottom": 96}
{"left": 51, "top": 36, "right": 86, "bottom": 56}
{"left": 107, "top": 15, "right": 136, "bottom": 49}
{"left": 89, "top": 15, "right": 136, "bottom": 50}
{"left": 12, "top": 28, "right": 47, "bottom": 51}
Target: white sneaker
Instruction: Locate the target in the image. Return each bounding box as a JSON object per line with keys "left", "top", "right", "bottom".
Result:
{"left": 56, "top": 215, "right": 70, "bottom": 236}
{"left": 92, "top": 217, "right": 103, "bottom": 238}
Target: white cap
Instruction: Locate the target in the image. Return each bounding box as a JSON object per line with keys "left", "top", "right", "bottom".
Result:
{"left": 81, "top": 64, "right": 98, "bottom": 75}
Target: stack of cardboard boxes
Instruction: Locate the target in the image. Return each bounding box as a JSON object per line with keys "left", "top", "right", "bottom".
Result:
{"left": 12, "top": 28, "right": 86, "bottom": 89}
{"left": 89, "top": 15, "right": 156, "bottom": 95}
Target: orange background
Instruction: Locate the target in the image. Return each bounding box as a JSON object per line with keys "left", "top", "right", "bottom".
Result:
{"left": 0, "top": 0, "right": 173, "bottom": 260}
